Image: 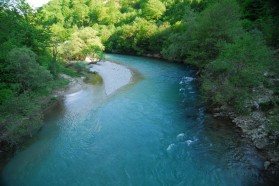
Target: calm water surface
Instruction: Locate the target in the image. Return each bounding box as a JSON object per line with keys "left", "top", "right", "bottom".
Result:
{"left": 1, "top": 54, "right": 265, "bottom": 185}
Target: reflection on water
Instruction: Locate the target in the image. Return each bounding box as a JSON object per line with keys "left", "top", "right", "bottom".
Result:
{"left": 0, "top": 54, "right": 267, "bottom": 186}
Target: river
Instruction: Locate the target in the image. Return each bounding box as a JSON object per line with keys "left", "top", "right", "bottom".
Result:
{"left": 0, "top": 54, "right": 265, "bottom": 185}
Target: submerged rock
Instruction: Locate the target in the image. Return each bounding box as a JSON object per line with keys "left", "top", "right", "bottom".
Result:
{"left": 264, "top": 161, "right": 271, "bottom": 170}
{"left": 176, "top": 133, "right": 185, "bottom": 142}
{"left": 167, "top": 143, "right": 175, "bottom": 152}
{"left": 186, "top": 140, "right": 194, "bottom": 146}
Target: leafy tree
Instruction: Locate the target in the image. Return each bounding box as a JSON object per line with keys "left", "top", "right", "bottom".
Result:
{"left": 148, "top": 22, "right": 171, "bottom": 54}
{"left": 161, "top": 8, "right": 198, "bottom": 61}
{"left": 120, "top": 0, "right": 141, "bottom": 12}
{"left": 238, "top": 0, "right": 279, "bottom": 47}
{"left": 202, "top": 33, "right": 271, "bottom": 113}
{"left": 131, "top": 18, "right": 158, "bottom": 54}
{"left": 6, "top": 47, "right": 53, "bottom": 92}
{"left": 141, "top": 0, "right": 166, "bottom": 20}
{"left": 0, "top": 3, "right": 51, "bottom": 57}
{"left": 189, "top": 0, "right": 242, "bottom": 66}
{"left": 92, "top": 24, "right": 115, "bottom": 43}
{"left": 162, "top": 0, "right": 206, "bottom": 24}
{"left": 106, "top": 25, "right": 137, "bottom": 54}
{"left": 0, "top": 83, "right": 14, "bottom": 105}
{"left": 106, "top": 18, "right": 157, "bottom": 54}
{"left": 0, "top": 92, "right": 43, "bottom": 145}
{"left": 71, "top": 0, "right": 89, "bottom": 27}
{"left": 58, "top": 27, "right": 104, "bottom": 60}
{"left": 162, "top": 0, "right": 243, "bottom": 67}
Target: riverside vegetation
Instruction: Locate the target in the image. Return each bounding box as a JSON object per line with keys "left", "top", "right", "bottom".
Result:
{"left": 0, "top": 0, "right": 279, "bottom": 172}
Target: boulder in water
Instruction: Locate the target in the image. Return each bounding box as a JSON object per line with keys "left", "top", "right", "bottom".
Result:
{"left": 167, "top": 143, "right": 175, "bottom": 152}
{"left": 176, "top": 133, "right": 185, "bottom": 142}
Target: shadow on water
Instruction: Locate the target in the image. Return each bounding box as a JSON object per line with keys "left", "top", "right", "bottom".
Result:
{"left": 204, "top": 116, "right": 279, "bottom": 185}
{"left": 203, "top": 116, "right": 265, "bottom": 182}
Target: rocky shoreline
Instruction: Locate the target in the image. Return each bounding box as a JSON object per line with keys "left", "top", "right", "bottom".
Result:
{"left": 211, "top": 90, "right": 279, "bottom": 179}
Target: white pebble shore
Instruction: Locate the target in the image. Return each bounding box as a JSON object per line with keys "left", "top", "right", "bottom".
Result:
{"left": 89, "top": 61, "right": 132, "bottom": 95}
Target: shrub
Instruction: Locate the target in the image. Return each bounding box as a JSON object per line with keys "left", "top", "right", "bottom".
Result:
{"left": 0, "top": 93, "right": 42, "bottom": 145}
{"left": 6, "top": 47, "right": 53, "bottom": 92}
{"left": 58, "top": 27, "right": 104, "bottom": 61}
{"left": 202, "top": 33, "right": 271, "bottom": 113}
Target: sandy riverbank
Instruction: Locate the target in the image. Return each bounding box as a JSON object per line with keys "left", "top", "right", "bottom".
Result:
{"left": 52, "top": 60, "right": 132, "bottom": 99}
{"left": 44, "top": 60, "right": 133, "bottom": 114}
{"left": 89, "top": 61, "right": 132, "bottom": 95}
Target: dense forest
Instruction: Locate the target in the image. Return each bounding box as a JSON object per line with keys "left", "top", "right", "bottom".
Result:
{"left": 0, "top": 0, "right": 279, "bottom": 149}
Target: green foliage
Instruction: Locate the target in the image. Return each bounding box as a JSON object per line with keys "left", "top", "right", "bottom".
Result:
{"left": 106, "top": 25, "right": 136, "bottom": 54}
{"left": 201, "top": 33, "right": 271, "bottom": 113}
{"left": 161, "top": 9, "right": 197, "bottom": 61}
{"left": 92, "top": 24, "right": 115, "bottom": 43}
{"left": 38, "top": 0, "right": 123, "bottom": 29}
{"left": 6, "top": 47, "right": 53, "bottom": 92}
{"left": 60, "top": 66, "right": 80, "bottom": 77}
{"left": 58, "top": 27, "right": 104, "bottom": 61}
{"left": 162, "top": 0, "right": 206, "bottom": 24}
{"left": 238, "top": 0, "right": 279, "bottom": 47}
{"left": 0, "top": 83, "right": 14, "bottom": 105}
{"left": 149, "top": 23, "right": 171, "bottom": 54}
{"left": 106, "top": 18, "right": 158, "bottom": 54}
{"left": 0, "top": 1, "right": 59, "bottom": 146}
{"left": 131, "top": 18, "right": 158, "bottom": 54}
{"left": 73, "top": 62, "right": 90, "bottom": 73}
{"left": 0, "top": 6, "right": 51, "bottom": 58}
{"left": 89, "top": 1, "right": 121, "bottom": 25}
{"left": 162, "top": 0, "right": 243, "bottom": 67}
{"left": 141, "top": 0, "right": 166, "bottom": 20}
{"left": 190, "top": 0, "right": 242, "bottom": 65}
{"left": 0, "top": 93, "right": 42, "bottom": 145}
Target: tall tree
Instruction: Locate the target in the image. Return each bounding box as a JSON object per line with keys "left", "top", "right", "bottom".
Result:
{"left": 141, "top": 0, "right": 166, "bottom": 20}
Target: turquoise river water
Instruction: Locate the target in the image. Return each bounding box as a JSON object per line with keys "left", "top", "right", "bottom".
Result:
{"left": 0, "top": 54, "right": 266, "bottom": 185}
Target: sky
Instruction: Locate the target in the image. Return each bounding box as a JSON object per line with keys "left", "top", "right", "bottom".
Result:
{"left": 26, "top": 0, "right": 50, "bottom": 8}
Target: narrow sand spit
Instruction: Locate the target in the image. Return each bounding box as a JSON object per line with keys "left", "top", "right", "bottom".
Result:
{"left": 89, "top": 61, "right": 132, "bottom": 95}
{"left": 59, "top": 74, "right": 86, "bottom": 95}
